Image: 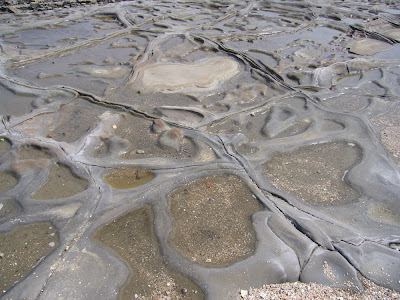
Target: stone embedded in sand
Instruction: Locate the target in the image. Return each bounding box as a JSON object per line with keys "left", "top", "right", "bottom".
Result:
{"left": 263, "top": 142, "right": 362, "bottom": 205}
{"left": 151, "top": 118, "right": 169, "bottom": 133}
{"left": 138, "top": 57, "right": 240, "bottom": 93}
{"left": 99, "top": 135, "right": 130, "bottom": 155}
{"left": 158, "top": 128, "right": 183, "bottom": 151}
{"left": 0, "top": 222, "right": 58, "bottom": 293}
{"left": 168, "top": 174, "right": 263, "bottom": 266}
{"left": 92, "top": 205, "right": 203, "bottom": 300}
{"left": 347, "top": 38, "right": 392, "bottom": 56}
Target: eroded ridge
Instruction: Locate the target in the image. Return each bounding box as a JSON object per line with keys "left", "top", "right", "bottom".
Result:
{"left": 168, "top": 174, "right": 264, "bottom": 266}
{"left": 92, "top": 205, "right": 204, "bottom": 300}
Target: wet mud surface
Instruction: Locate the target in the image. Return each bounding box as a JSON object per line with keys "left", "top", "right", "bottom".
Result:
{"left": 1, "top": 0, "right": 400, "bottom": 299}
{"left": 0, "top": 171, "right": 18, "bottom": 193}
{"left": 32, "top": 163, "right": 88, "bottom": 200}
{"left": 263, "top": 141, "right": 362, "bottom": 205}
{"left": 168, "top": 174, "right": 263, "bottom": 267}
{"left": 0, "top": 222, "right": 58, "bottom": 292}
{"left": 92, "top": 205, "right": 203, "bottom": 300}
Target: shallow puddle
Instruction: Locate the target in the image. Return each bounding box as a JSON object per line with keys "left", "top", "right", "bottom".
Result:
{"left": 3, "top": 16, "right": 122, "bottom": 51}
{"left": 49, "top": 99, "right": 106, "bottom": 143}
{"left": 0, "top": 198, "right": 22, "bottom": 219}
{"left": 0, "top": 84, "right": 35, "bottom": 117}
{"left": 0, "top": 139, "right": 11, "bottom": 156}
{"left": 18, "top": 144, "right": 53, "bottom": 160}
{"left": 9, "top": 42, "right": 138, "bottom": 97}
{"left": 263, "top": 142, "right": 362, "bottom": 205}
{"left": 168, "top": 174, "right": 263, "bottom": 266}
{"left": 103, "top": 167, "right": 155, "bottom": 189}
{"left": 92, "top": 205, "right": 203, "bottom": 299}
{"left": 0, "top": 171, "right": 18, "bottom": 193}
{"left": 0, "top": 222, "right": 58, "bottom": 293}
{"left": 32, "top": 163, "right": 88, "bottom": 199}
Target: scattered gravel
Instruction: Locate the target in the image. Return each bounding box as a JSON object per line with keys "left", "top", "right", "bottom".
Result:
{"left": 237, "top": 277, "right": 400, "bottom": 300}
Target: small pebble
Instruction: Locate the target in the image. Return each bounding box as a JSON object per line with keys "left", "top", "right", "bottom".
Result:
{"left": 241, "top": 289, "right": 249, "bottom": 297}
{"left": 181, "top": 288, "right": 188, "bottom": 294}
{"left": 136, "top": 150, "right": 145, "bottom": 154}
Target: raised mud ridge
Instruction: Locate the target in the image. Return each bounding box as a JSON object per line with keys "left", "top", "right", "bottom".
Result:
{"left": 1, "top": 0, "right": 400, "bottom": 299}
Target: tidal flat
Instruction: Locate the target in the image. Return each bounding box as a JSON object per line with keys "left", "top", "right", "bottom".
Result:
{"left": 1, "top": 0, "right": 400, "bottom": 299}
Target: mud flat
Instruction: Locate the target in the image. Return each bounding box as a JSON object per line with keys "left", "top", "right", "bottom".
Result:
{"left": 1, "top": 0, "right": 400, "bottom": 299}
